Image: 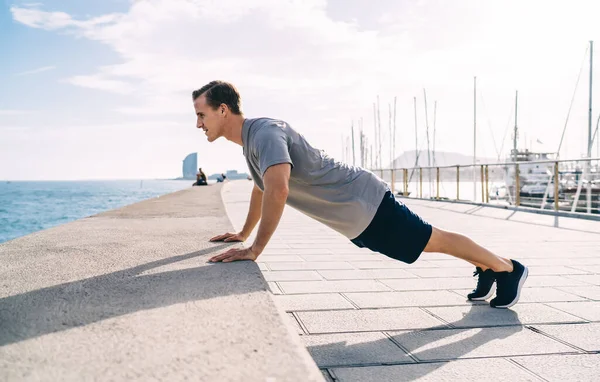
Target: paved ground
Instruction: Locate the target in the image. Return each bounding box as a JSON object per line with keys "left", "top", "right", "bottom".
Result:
{"left": 223, "top": 180, "right": 600, "bottom": 382}
{"left": 0, "top": 184, "right": 323, "bottom": 382}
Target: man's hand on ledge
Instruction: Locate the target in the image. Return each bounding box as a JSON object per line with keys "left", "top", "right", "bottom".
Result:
{"left": 209, "top": 246, "right": 260, "bottom": 263}
{"left": 209, "top": 231, "right": 248, "bottom": 242}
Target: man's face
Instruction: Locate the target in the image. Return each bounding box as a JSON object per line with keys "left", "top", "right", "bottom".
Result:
{"left": 194, "top": 95, "right": 224, "bottom": 142}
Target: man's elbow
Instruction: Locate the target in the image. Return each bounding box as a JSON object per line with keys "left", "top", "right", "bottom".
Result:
{"left": 268, "top": 184, "right": 289, "bottom": 201}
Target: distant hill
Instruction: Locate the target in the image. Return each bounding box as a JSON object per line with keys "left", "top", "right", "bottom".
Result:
{"left": 390, "top": 150, "right": 497, "bottom": 169}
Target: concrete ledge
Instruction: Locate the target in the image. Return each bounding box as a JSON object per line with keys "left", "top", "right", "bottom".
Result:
{"left": 0, "top": 184, "right": 323, "bottom": 381}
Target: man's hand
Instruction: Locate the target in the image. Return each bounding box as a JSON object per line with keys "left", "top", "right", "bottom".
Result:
{"left": 209, "top": 246, "right": 259, "bottom": 263}
{"left": 209, "top": 232, "right": 247, "bottom": 242}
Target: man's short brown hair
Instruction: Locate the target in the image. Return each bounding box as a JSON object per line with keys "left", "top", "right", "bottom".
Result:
{"left": 192, "top": 81, "right": 242, "bottom": 115}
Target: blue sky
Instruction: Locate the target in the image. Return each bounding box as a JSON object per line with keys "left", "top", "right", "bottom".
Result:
{"left": 1, "top": 0, "right": 599, "bottom": 180}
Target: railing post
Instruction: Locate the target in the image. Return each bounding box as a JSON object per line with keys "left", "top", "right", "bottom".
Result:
{"left": 480, "top": 165, "right": 485, "bottom": 203}
{"left": 456, "top": 165, "right": 460, "bottom": 200}
{"left": 391, "top": 169, "right": 395, "bottom": 194}
{"left": 419, "top": 168, "right": 423, "bottom": 198}
{"left": 436, "top": 167, "right": 440, "bottom": 200}
{"left": 554, "top": 161, "right": 559, "bottom": 211}
{"left": 485, "top": 165, "right": 489, "bottom": 203}
{"left": 515, "top": 164, "right": 520, "bottom": 206}
{"left": 404, "top": 168, "right": 408, "bottom": 196}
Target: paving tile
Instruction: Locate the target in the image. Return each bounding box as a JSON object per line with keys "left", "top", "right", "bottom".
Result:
{"left": 406, "top": 268, "right": 474, "bottom": 278}
{"left": 527, "top": 266, "right": 590, "bottom": 275}
{"left": 345, "top": 291, "right": 471, "bottom": 309}
{"left": 525, "top": 276, "right": 591, "bottom": 287}
{"left": 556, "top": 286, "right": 600, "bottom": 300}
{"left": 272, "top": 293, "right": 354, "bottom": 311}
{"left": 267, "top": 262, "right": 355, "bottom": 271}
{"left": 388, "top": 326, "right": 575, "bottom": 361}
{"left": 515, "top": 258, "right": 586, "bottom": 267}
{"left": 569, "top": 257, "right": 600, "bottom": 265}
{"left": 418, "top": 253, "right": 454, "bottom": 260}
{"left": 317, "top": 269, "right": 416, "bottom": 280}
{"left": 321, "top": 370, "right": 334, "bottom": 382}
{"left": 452, "top": 287, "right": 587, "bottom": 303}
{"left": 286, "top": 313, "right": 304, "bottom": 335}
{"left": 331, "top": 358, "right": 539, "bottom": 382}
{"left": 532, "top": 323, "right": 600, "bottom": 352}
{"left": 380, "top": 278, "right": 476, "bottom": 291}
{"left": 257, "top": 262, "right": 268, "bottom": 271}
{"left": 302, "top": 332, "right": 413, "bottom": 367}
{"left": 301, "top": 254, "right": 384, "bottom": 262}
{"left": 289, "top": 243, "right": 358, "bottom": 249}
{"left": 278, "top": 280, "right": 390, "bottom": 294}
{"left": 564, "top": 274, "right": 600, "bottom": 285}
{"left": 325, "top": 248, "right": 376, "bottom": 254}
{"left": 547, "top": 301, "right": 600, "bottom": 321}
{"left": 511, "top": 354, "right": 600, "bottom": 382}
{"left": 424, "top": 260, "right": 474, "bottom": 269}
{"left": 267, "top": 282, "right": 282, "bottom": 295}
{"left": 425, "top": 304, "right": 585, "bottom": 328}
{"left": 256, "top": 255, "right": 305, "bottom": 262}
{"left": 569, "top": 265, "right": 600, "bottom": 273}
{"left": 296, "top": 308, "right": 446, "bottom": 334}
{"left": 349, "top": 261, "right": 443, "bottom": 269}
{"left": 262, "top": 248, "right": 334, "bottom": 255}
{"left": 262, "top": 271, "right": 322, "bottom": 282}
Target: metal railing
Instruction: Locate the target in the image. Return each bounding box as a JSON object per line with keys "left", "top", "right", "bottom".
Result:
{"left": 372, "top": 157, "right": 600, "bottom": 215}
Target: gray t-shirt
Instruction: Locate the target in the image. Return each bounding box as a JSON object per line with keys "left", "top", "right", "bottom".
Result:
{"left": 242, "top": 117, "right": 388, "bottom": 239}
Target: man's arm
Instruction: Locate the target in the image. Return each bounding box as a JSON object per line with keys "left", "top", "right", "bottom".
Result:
{"left": 209, "top": 183, "right": 263, "bottom": 243}
{"left": 241, "top": 184, "right": 263, "bottom": 238}
{"left": 209, "top": 163, "right": 290, "bottom": 262}
{"left": 250, "top": 163, "right": 290, "bottom": 255}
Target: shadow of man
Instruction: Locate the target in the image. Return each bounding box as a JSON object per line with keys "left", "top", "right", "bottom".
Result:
{"left": 307, "top": 305, "right": 522, "bottom": 381}
{"left": 0, "top": 242, "right": 265, "bottom": 347}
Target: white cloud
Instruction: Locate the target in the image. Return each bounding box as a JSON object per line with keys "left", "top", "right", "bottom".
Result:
{"left": 15, "top": 65, "right": 56, "bottom": 76}
{"left": 10, "top": 5, "right": 122, "bottom": 30}
{"left": 0, "top": 110, "right": 33, "bottom": 115}
{"left": 7, "top": 0, "right": 600, "bottom": 180}
{"left": 65, "top": 74, "right": 134, "bottom": 94}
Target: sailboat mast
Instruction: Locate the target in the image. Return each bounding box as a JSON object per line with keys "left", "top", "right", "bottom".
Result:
{"left": 414, "top": 97, "right": 418, "bottom": 167}
{"left": 586, "top": 41, "right": 594, "bottom": 214}
{"left": 588, "top": 41, "right": 594, "bottom": 158}
{"left": 351, "top": 120, "right": 355, "bottom": 166}
{"left": 514, "top": 90, "right": 518, "bottom": 159}
{"left": 473, "top": 77, "right": 477, "bottom": 200}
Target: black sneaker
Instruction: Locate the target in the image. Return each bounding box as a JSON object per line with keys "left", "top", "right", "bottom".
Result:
{"left": 468, "top": 267, "right": 496, "bottom": 301}
{"left": 490, "top": 260, "right": 528, "bottom": 309}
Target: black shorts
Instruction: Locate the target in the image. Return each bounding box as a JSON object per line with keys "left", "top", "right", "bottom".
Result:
{"left": 351, "top": 190, "right": 433, "bottom": 264}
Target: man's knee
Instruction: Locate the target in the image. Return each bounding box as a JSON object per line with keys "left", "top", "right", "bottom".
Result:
{"left": 423, "top": 227, "right": 450, "bottom": 253}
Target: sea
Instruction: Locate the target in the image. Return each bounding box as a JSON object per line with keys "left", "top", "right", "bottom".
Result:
{"left": 0, "top": 179, "right": 205, "bottom": 244}
{"left": 0, "top": 178, "right": 510, "bottom": 245}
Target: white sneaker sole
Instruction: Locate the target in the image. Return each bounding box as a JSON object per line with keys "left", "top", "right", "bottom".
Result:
{"left": 468, "top": 283, "right": 496, "bottom": 301}
{"left": 493, "top": 266, "right": 529, "bottom": 309}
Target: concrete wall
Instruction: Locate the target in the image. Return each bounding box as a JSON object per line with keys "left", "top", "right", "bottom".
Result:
{"left": 0, "top": 184, "right": 323, "bottom": 381}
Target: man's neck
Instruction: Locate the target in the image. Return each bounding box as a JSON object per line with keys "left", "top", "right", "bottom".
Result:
{"left": 223, "top": 115, "right": 245, "bottom": 146}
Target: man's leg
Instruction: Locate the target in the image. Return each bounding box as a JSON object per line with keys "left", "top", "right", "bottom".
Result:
{"left": 423, "top": 226, "right": 511, "bottom": 272}
{"left": 422, "top": 226, "right": 528, "bottom": 308}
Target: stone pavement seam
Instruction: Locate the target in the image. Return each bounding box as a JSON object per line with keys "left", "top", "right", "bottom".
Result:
{"left": 383, "top": 332, "right": 421, "bottom": 364}
{"left": 538, "top": 302, "right": 595, "bottom": 322}
{"left": 527, "top": 325, "right": 594, "bottom": 354}
{"left": 504, "top": 358, "right": 550, "bottom": 381}
{"left": 338, "top": 293, "right": 361, "bottom": 310}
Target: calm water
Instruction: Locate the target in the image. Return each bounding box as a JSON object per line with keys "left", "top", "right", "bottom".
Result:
{"left": 0, "top": 180, "right": 199, "bottom": 244}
